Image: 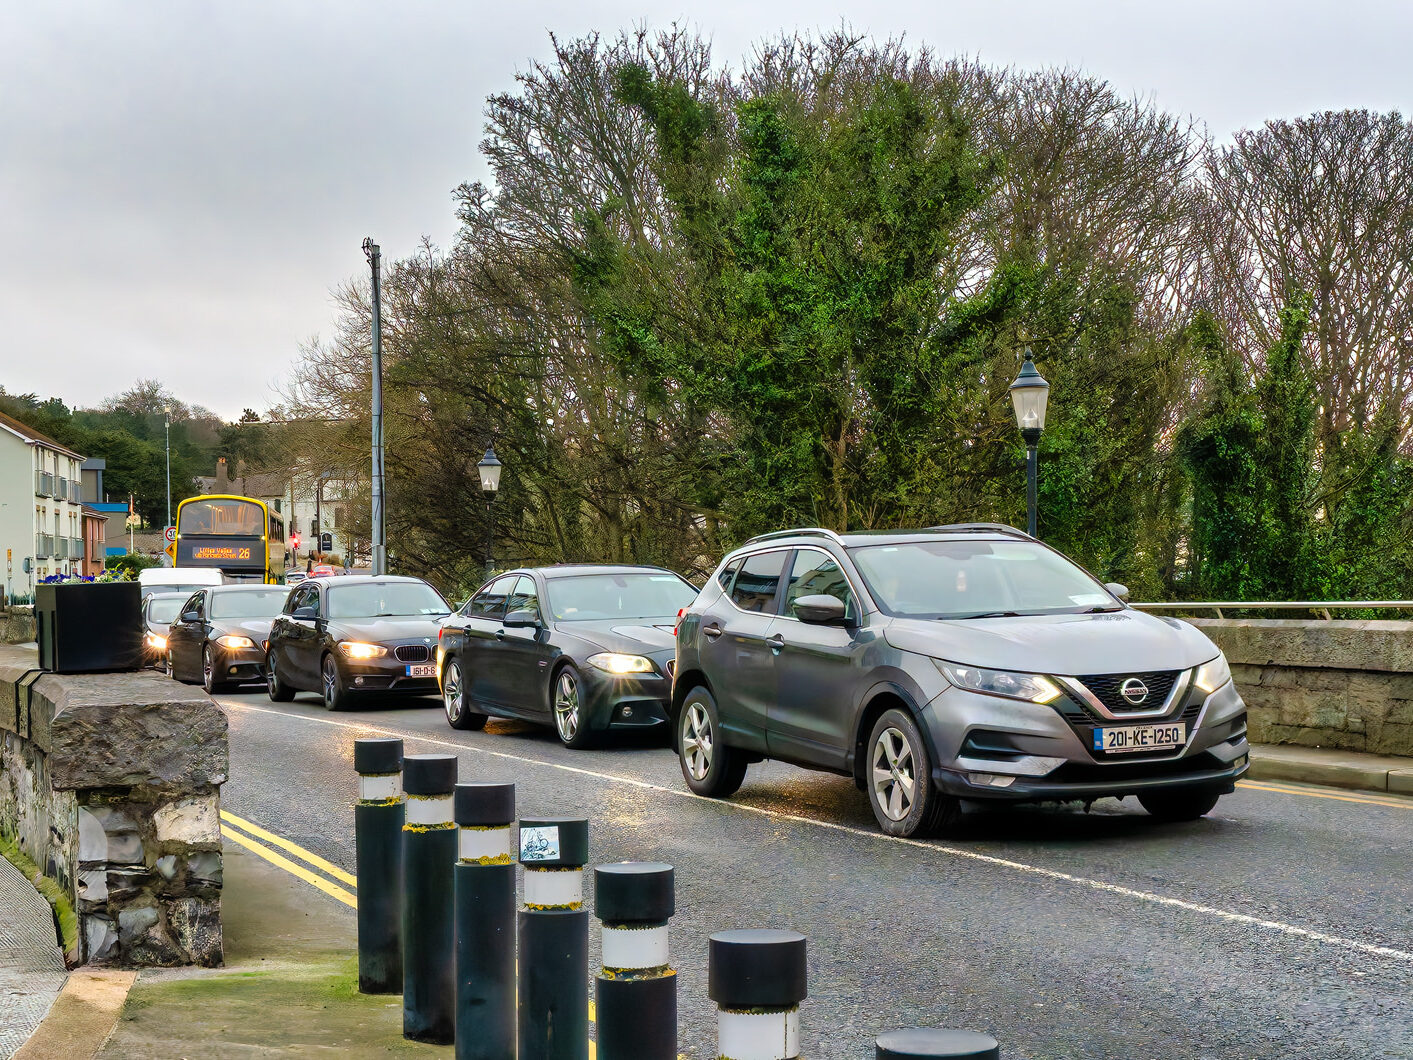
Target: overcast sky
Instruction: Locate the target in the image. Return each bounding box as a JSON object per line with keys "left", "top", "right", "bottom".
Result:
{"left": 3, "top": 1, "right": 1409, "bottom": 421}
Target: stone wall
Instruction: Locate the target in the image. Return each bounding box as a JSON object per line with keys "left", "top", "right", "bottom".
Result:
{"left": 1191, "top": 618, "right": 1413, "bottom": 756}
{"left": 0, "top": 644, "right": 227, "bottom": 967}
{"left": 2, "top": 606, "right": 36, "bottom": 644}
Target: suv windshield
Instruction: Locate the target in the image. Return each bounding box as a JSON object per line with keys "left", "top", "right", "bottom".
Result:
{"left": 210, "top": 589, "right": 288, "bottom": 620}
{"left": 849, "top": 539, "right": 1117, "bottom": 619}
{"left": 327, "top": 581, "right": 449, "bottom": 619}
{"left": 546, "top": 573, "right": 698, "bottom": 622}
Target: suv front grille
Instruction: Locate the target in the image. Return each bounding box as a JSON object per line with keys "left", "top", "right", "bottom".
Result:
{"left": 1075, "top": 670, "right": 1180, "bottom": 714}
{"left": 394, "top": 644, "right": 430, "bottom": 663}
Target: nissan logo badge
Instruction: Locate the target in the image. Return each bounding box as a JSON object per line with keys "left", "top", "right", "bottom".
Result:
{"left": 1120, "top": 678, "right": 1149, "bottom": 704}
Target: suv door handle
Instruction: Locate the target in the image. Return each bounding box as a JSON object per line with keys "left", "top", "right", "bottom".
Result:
{"left": 766, "top": 633, "right": 785, "bottom": 653}
{"left": 702, "top": 624, "right": 722, "bottom": 640}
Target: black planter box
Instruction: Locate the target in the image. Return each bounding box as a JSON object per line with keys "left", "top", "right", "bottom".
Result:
{"left": 36, "top": 581, "right": 143, "bottom": 673}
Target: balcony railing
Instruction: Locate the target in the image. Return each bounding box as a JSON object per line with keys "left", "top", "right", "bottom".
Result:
{"left": 35, "top": 471, "right": 54, "bottom": 497}
{"left": 36, "top": 534, "right": 54, "bottom": 558}
{"left": 70, "top": 537, "right": 85, "bottom": 559}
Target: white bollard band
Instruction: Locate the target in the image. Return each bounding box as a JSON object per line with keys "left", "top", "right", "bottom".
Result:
{"left": 358, "top": 773, "right": 401, "bottom": 802}
{"left": 601, "top": 924, "right": 668, "bottom": 970}
{"left": 405, "top": 793, "right": 454, "bottom": 827}
{"left": 523, "top": 867, "right": 583, "bottom": 908}
{"left": 459, "top": 825, "right": 513, "bottom": 863}
{"left": 717, "top": 1006, "right": 799, "bottom": 1060}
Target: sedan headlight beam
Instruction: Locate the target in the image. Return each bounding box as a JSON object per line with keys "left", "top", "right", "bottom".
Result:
{"left": 339, "top": 641, "right": 388, "bottom": 659}
{"left": 588, "top": 652, "right": 654, "bottom": 675}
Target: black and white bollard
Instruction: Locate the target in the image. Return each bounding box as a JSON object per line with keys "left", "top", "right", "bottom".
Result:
{"left": 354, "top": 736, "right": 404, "bottom": 994}
{"left": 876, "top": 1029, "right": 1000, "bottom": 1060}
{"left": 402, "top": 753, "right": 458, "bottom": 1044}
{"left": 453, "top": 781, "right": 517, "bottom": 1060}
{"left": 708, "top": 929, "right": 808, "bottom": 1060}
{"left": 594, "top": 862, "right": 676, "bottom": 1060}
{"left": 517, "top": 817, "right": 589, "bottom": 1060}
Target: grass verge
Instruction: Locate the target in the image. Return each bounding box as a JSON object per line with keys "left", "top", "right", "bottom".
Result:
{"left": 0, "top": 830, "right": 80, "bottom": 964}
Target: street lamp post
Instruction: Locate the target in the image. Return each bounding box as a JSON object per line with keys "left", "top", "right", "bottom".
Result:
{"left": 164, "top": 409, "right": 172, "bottom": 532}
{"left": 363, "top": 237, "right": 387, "bottom": 577}
{"left": 476, "top": 447, "right": 502, "bottom": 578}
{"left": 1008, "top": 347, "right": 1051, "bottom": 538}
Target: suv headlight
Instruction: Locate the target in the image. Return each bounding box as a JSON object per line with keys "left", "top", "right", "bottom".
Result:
{"left": 339, "top": 641, "right": 387, "bottom": 659}
{"left": 589, "top": 653, "right": 654, "bottom": 675}
{"left": 936, "top": 660, "right": 1062, "bottom": 704}
{"left": 216, "top": 635, "right": 256, "bottom": 649}
{"left": 1194, "top": 653, "right": 1231, "bottom": 693}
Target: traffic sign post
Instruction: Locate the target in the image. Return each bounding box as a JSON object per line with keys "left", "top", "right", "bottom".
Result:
{"left": 164, "top": 525, "right": 177, "bottom": 543}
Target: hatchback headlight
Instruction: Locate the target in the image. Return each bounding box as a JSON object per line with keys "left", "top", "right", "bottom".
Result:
{"left": 588, "top": 652, "right": 654, "bottom": 675}
{"left": 216, "top": 635, "right": 256, "bottom": 649}
{"left": 339, "top": 641, "right": 387, "bottom": 659}
{"left": 1194, "top": 653, "right": 1232, "bottom": 693}
{"left": 145, "top": 632, "right": 167, "bottom": 650}
{"left": 936, "top": 660, "right": 1062, "bottom": 704}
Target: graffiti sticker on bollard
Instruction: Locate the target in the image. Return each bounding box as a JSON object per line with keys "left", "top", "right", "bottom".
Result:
{"left": 519, "top": 825, "right": 560, "bottom": 861}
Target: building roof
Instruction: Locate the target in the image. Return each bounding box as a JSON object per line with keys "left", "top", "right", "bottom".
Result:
{"left": 0, "top": 409, "right": 84, "bottom": 460}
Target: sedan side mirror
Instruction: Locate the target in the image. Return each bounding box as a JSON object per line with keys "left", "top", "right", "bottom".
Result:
{"left": 793, "top": 594, "right": 848, "bottom": 625}
{"left": 181, "top": 610, "right": 200, "bottom": 624}
{"left": 1105, "top": 582, "right": 1131, "bottom": 604}
{"left": 293, "top": 606, "right": 317, "bottom": 621}
{"left": 504, "top": 609, "right": 540, "bottom": 629}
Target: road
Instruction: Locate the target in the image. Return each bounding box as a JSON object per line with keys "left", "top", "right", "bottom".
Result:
{"left": 214, "top": 687, "right": 1413, "bottom": 1060}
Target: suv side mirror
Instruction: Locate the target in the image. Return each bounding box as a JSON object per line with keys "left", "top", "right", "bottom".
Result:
{"left": 1105, "top": 582, "right": 1131, "bottom": 604}
{"left": 504, "top": 609, "right": 540, "bottom": 629}
{"left": 793, "top": 594, "right": 848, "bottom": 625}
{"left": 293, "top": 605, "right": 317, "bottom": 621}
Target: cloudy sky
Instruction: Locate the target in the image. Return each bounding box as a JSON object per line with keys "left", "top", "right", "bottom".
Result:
{"left": 3, "top": 1, "right": 1409, "bottom": 421}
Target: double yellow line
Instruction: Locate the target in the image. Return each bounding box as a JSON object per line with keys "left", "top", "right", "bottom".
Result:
{"left": 1236, "top": 779, "right": 1413, "bottom": 810}
{"left": 220, "top": 809, "right": 358, "bottom": 908}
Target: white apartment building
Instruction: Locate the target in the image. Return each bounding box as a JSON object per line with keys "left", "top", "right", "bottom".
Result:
{"left": 0, "top": 410, "right": 88, "bottom": 595}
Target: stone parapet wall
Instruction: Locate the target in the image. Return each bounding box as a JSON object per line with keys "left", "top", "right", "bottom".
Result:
{"left": 0, "top": 644, "right": 227, "bottom": 967}
{"left": 1190, "top": 618, "right": 1413, "bottom": 756}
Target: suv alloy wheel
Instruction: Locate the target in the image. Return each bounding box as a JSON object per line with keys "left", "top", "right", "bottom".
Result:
{"left": 677, "top": 687, "right": 747, "bottom": 797}
{"left": 866, "top": 709, "right": 960, "bottom": 837}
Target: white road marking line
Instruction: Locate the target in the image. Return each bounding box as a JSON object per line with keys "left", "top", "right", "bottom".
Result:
{"left": 224, "top": 700, "right": 1413, "bottom": 964}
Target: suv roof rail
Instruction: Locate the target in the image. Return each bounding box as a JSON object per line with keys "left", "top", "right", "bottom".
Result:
{"left": 743, "top": 527, "right": 848, "bottom": 546}
{"left": 926, "top": 522, "right": 1034, "bottom": 540}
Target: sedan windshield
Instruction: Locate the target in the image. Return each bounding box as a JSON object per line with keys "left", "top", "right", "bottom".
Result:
{"left": 146, "top": 597, "right": 185, "bottom": 624}
{"left": 327, "top": 581, "right": 449, "bottom": 619}
{"left": 210, "top": 589, "right": 288, "bottom": 620}
{"left": 546, "top": 573, "right": 698, "bottom": 622}
{"left": 848, "top": 539, "right": 1117, "bottom": 619}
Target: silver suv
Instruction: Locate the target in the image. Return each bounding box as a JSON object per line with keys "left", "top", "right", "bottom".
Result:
{"left": 673, "top": 525, "right": 1249, "bottom": 836}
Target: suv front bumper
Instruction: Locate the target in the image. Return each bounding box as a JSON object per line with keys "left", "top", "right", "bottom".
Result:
{"left": 922, "top": 677, "right": 1249, "bottom": 803}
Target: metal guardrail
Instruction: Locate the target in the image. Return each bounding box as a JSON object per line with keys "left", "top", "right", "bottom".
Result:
{"left": 1132, "top": 600, "right": 1413, "bottom": 620}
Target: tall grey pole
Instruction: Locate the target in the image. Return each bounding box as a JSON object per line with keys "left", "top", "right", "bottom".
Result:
{"left": 165, "top": 412, "right": 171, "bottom": 530}
{"left": 364, "top": 237, "right": 386, "bottom": 576}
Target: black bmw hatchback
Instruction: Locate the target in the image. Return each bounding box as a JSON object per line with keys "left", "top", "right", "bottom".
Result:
{"left": 266, "top": 575, "right": 451, "bottom": 710}
{"left": 437, "top": 565, "right": 699, "bottom": 747}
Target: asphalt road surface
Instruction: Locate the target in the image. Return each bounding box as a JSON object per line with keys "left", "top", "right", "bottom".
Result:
{"left": 214, "top": 687, "right": 1413, "bottom": 1060}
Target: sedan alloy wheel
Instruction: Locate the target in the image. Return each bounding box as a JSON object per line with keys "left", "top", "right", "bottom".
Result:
{"left": 552, "top": 667, "right": 593, "bottom": 748}
{"left": 443, "top": 658, "right": 486, "bottom": 731}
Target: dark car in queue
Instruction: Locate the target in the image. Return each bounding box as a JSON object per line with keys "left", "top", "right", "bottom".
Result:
{"left": 142, "top": 592, "right": 188, "bottom": 670}
{"left": 265, "top": 575, "right": 450, "bottom": 710}
{"left": 166, "top": 584, "right": 291, "bottom": 694}
{"left": 437, "top": 565, "right": 700, "bottom": 747}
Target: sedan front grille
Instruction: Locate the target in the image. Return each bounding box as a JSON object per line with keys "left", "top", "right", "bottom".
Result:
{"left": 1075, "top": 670, "right": 1181, "bottom": 714}
{"left": 394, "top": 644, "right": 430, "bottom": 663}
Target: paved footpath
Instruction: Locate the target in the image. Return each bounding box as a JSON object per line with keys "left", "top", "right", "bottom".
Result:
{"left": 0, "top": 856, "right": 66, "bottom": 1060}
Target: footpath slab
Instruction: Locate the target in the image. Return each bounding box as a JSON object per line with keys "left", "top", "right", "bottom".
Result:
{"left": 1249, "top": 743, "right": 1413, "bottom": 794}
{"left": 0, "top": 854, "right": 67, "bottom": 1060}
{"left": 98, "top": 840, "right": 446, "bottom": 1058}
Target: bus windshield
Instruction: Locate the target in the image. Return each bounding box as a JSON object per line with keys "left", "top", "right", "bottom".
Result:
{"left": 178, "top": 498, "right": 265, "bottom": 536}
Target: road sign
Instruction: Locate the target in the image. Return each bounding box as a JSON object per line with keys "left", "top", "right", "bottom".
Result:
{"left": 165, "top": 541, "right": 176, "bottom": 561}
{"left": 164, "top": 525, "right": 177, "bottom": 543}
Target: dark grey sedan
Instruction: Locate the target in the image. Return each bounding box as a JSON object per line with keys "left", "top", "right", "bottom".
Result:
{"left": 166, "top": 584, "right": 289, "bottom": 694}
{"left": 437, "top": 565, "right": 699, "bottom": 747}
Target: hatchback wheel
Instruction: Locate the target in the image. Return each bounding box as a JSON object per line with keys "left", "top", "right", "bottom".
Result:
{"left": 266, "top": 652, "right": 295, "bottom": 702}
{"left": 443, "top": 658, "right": 486, "bottom": 731}
{"left": 1138, "top": 788, "right": 1221, "bottom": 822}
{"left": 552, "top": 666, "right": 595, "bottom": 749}
{"left": 866, "top": 708, "right": 959, "bottom": 837}
{"left": 677, "top": 687, "right": 747, "bottom": 797}
{"left": 322, "top": 654, "right": 354, "bottom": 712}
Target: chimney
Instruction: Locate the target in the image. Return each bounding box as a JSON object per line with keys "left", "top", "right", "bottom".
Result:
{"left": 216, "top": 458, "right": 229, "bottom": 491}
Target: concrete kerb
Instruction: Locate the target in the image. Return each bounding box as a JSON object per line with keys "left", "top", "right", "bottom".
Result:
{"left": 12, "top": 971, "right": 137, "bottom": 1060}
{"left": 1248, "top": 744, "right": 1413, "bottom": 793}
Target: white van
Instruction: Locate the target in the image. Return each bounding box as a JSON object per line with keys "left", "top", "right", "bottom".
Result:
{"left": 137, "top": 566, "right": 225, "bottom": 599}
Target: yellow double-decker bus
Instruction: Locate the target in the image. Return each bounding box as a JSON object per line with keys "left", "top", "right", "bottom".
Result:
{"left": 173, "top": 494, "right": 287, "bottom": 583}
